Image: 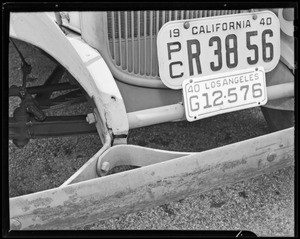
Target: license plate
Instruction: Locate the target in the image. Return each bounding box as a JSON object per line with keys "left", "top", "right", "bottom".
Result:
{"left": 157, "top": 11, "right": 280, "bottom": 89}
{"left": 182, "top": 67, "right": 267, "bottom": 121}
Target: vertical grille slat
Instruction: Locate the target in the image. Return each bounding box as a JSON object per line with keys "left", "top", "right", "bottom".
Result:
{"left": 131, "top": 11, "right": 134, "bottom": 73}
{"left": 106, "top": 10, "right": 242, "bottom": 79}
{"left": 155, "top": 11, "right": 160, "bottom": 76}
{"left": 150, "top": 11, "right": 153, "bottom": 76}
{"left": 162, "top": 11, "right": 166, "bottom": 25}
{"left": 137, "top": 11, "right": 141, "bottom": 74}
{"left": 156, "top": 11, "right": 160, "bottom": 33}
{"left": 117, "top": 11, "right": 122, "bottom": 68}
{"left": 111, "top": 12, "right": 115, "bottom": 60}
{"left": 144, "top": 11, "right": 147, "bottom": 75}
{"left": 124, "top": 11, "right": 128, "bottom": 71}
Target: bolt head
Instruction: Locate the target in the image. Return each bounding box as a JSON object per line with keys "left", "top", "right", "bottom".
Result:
{"left": 86, "top": 113, "right": 96, "bottom": 124}
{"left": 101, "top": 162, "right": 110, "bottom": 172}
{"left": 267, "top": 153, "right": 276, "bottom": 162}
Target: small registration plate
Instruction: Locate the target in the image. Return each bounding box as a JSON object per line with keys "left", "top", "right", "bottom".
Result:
{"left": 182, "top": 67, "right": 267, "bottom": 121}
{"left": 157, "top": 11, "right": 280, "bottom": 89}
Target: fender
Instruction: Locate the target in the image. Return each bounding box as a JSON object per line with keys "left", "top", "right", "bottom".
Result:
{"left": 9, "top": 12, "right": 129, "bottom": 141}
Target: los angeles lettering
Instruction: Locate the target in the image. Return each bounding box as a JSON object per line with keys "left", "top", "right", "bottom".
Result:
{"left": 204, "top": 73, "right": 260, "bottom": 89}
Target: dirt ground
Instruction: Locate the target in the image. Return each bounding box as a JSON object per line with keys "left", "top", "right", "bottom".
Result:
{"left": 8, "top": 39, "right": 294, "bottom": 236}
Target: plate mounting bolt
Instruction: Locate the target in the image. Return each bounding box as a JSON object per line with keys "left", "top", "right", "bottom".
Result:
{"left": 184, "top": 21, "right": 190, "bottom": 29}
{"left": 252, "top": 14, "right": 257, "bottom": 20}
{"left": 86, "top": 113, "right": 96, "bottom": 124}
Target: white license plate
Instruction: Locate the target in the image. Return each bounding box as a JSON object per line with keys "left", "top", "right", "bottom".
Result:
{"left": 182, "top": 67, "right": 267, "bottom": 121}
{"left": 157, "top": 11, "right": 280, "bottom": 89}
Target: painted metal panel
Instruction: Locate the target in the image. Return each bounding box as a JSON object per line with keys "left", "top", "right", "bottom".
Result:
{"left": 10, "top": 12, "right": 129, "bottom": 138}
{"left": 10, "top": 127, "right": 294, "bottom": 230}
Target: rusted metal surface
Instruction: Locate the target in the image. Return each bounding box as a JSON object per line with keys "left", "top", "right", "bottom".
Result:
{"left": 9, "top": 127, "right": 294, "bottom": 230}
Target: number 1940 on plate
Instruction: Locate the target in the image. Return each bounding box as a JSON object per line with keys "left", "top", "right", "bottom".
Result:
{"left": 182, "top": 67, "right": 267, "bottom": 121}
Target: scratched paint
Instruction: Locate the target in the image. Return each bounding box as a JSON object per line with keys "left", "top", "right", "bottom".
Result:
{"left": 221, "top": 158, "right": 247, "bottom": 172}
{"left": 9, "top": 128, "right": 294, "bottom": 229}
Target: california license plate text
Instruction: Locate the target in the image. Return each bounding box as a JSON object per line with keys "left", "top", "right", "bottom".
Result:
{"left": 157, "top": 11, "right": 280, "bottom": 89}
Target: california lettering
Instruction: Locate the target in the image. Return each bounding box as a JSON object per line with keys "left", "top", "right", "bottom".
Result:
{"left": 192, "top": 20, "right": 251, "bottom": 34}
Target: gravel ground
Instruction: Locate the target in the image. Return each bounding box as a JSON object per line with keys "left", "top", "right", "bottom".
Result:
{"left": 8, "top": 39, "right": 294, "bottom": 236}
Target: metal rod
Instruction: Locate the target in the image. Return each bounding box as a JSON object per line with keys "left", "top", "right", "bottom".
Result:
{"left": 267, "top": 82, "right": 294, "bottom": 101}
{"left": 128, "top": 103, "right": 185, "bottom": 129}
{"left": 34, "top": 66, "right": 65, "bottom": 102}
{"left": 9, "top": 83, "right": 79, "bottom": 97}
{"left": 9, "top": 115, "right": 97, "bottom": 139}
{"left": 127, "top": 83, "right": 294, "bottom": 129}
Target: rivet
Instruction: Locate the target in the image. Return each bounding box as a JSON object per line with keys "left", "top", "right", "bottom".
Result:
{"left": 252, "top": 14, "right": 257, "bottom": 20}
{"left": 267, "top": 153, "right": 276, "bottom": 162}
{"left": 184, "top": 21, "right": 190, "bottom": 29}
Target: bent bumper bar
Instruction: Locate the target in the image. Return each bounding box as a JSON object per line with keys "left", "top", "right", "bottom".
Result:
{"left": 10, "top": 127, "right": 294, "bottom": 230}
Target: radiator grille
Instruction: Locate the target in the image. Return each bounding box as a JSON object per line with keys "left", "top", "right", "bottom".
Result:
{"left": 106, "top": 10, "right": 242, "bottom": 78}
